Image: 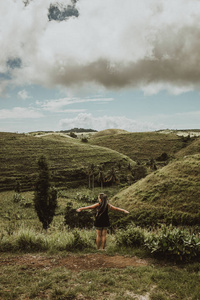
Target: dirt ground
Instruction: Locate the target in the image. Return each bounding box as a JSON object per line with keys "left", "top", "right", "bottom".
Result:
{"left": 0, "top": 253, "right": 149, "bottom": 272}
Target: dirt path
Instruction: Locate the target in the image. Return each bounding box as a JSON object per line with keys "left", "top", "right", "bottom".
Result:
{"left": 0, "top": 253, "right": 149, "bottom": 272}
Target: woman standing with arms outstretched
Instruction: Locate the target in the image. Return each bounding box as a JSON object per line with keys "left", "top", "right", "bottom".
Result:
{"left": 76, "top": 193, "right": 129, "bottom": 250}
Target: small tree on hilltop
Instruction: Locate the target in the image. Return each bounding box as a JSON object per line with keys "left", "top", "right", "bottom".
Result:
{"left": 33, "top": 155, "right": 57, "bottom": 230}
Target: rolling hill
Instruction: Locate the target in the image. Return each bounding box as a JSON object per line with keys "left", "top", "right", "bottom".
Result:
{"left": 110, "top": 154, "right": 200, "bottom": 226}
{"left": 175, "top": 136, "right": 200, "bottom": 158}
{"left": 0, "top": 132, "right": 135, "bottom": 192}
{"left": 89, "top": 131, "right": 193, "bottom": 162}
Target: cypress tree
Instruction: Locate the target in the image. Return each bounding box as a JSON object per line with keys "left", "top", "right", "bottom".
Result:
{"left": 34, "top": 155, "right": 57, "bottom": 230}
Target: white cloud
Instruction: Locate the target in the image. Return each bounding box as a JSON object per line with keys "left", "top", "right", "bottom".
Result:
{"left": 1, "top": 0, "right": 200, "bottom": 94}
{"left": 37, "top": 97, "right": 113, "bottom": 112}
{"left": 0, "top": 107, "right": 43, "bottom": 119}
{"left": 59, "top": 113, "right": 161, "bottom": 132}
{"left": 18, "top": 89, "right": 31, "bottom": 100}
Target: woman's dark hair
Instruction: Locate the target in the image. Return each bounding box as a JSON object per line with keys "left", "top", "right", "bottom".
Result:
{"left": 96, "top": 193, "right": 108, "bottom": 219}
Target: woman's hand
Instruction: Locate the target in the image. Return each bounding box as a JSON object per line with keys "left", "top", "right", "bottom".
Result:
{"left": 124, "top": 210, "right": 129, "bottom": 214}
{"left": 76, "top": 208, "right": 81, "bottom": 213}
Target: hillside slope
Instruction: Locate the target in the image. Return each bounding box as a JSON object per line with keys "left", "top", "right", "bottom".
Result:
{"left": 110, "top": 154, "right": 200, "bottom": 226}
{"left": 89, "top": 131, "right": 190, "bottom": 162}
{"left": 0, "top": 132, "right": 135, "bottom": 191}
{"left": 175, "top": 136, "right": 200, "bottom": 158}
{"left": 92, "top": 129, "right": 128, "bottom": 138}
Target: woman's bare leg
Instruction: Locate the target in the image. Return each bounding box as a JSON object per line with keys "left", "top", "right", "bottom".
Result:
{"left": 102, "top": 229, "right": 107, "bottom": 249}
{"left": 96, "top": 230, "right": 102, "bottom": 249}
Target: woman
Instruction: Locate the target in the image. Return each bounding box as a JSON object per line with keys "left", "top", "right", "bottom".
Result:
{"left": 76, "top": 193, "right": 129, "bottom": 250}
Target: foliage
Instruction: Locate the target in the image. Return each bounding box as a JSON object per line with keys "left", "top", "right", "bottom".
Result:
{"left": 69, "top": 132, "right": 77, "bottom": 138}
{"left": 81, "top": 137, "right": 88, "bottom": 143}
{"left": 13, "top": 193, "right": 24, "bottom": 203}
{"left": 116, "top": 224, "right": 146, "bottom": 247}
{"left": 145, "top": 225, "right": 200, "bottom": 262}
{"left": 16, "top": 229, "right": 48, "bottom": 251}
{"left": 74, "top": 192, "right": 97, "bottom": 203}
{"left": 33, "top": 156, "right": 57, "bottom": 229}
{"left": 64, "top": 201, "right": 95, "bottom": 228}
{"left": 66, "top": 229, "right": 92, "bottom": 250}
{"left": 13, "top": 193, "right": 32, "bottom": 207}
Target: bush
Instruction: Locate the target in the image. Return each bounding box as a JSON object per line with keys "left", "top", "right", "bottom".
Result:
{"left": 66, "top": 230, "right": 89, "bottom": 250}
{"left": 16, "top": 229, "right": 48, "bottom": 251}
{"left": 74, "top": 193, "right": 96, "bottom": 203}
{"left": 116, "top": 224, "right": 145, "bottom": 247}
{"left": 81, "top": 138, "right": 88, "bottom": 143}
{"left": 145, "top": 225, "right": 200, "bottom": 262}
{"left": 13, "top": 193, "right": 24, "bottom": 203}
{"left": 64, "top": 202, "right": 94, "bottom": 228}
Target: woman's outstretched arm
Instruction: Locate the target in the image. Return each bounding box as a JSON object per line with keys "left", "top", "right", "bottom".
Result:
{"left": 108, "top": 204, "right": 129, "bottom": 214}
{"left": 76, "top": 203, "right": 99, "bottom": 212}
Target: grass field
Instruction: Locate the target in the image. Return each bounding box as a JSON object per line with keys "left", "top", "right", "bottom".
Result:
{"left": 0, "top": 188, "right": 200, "bottom": 300}
{"left": 1, "top": 252, "right": 200, "bottom": 300}
{"left": 1, "top": 130, "right": 200, "bottom": 299}
{"left": 0, "top": 132, "right": 134, "bottom": 192}
{"left": 89, "top": 131, "right": 192, "bottom": 162}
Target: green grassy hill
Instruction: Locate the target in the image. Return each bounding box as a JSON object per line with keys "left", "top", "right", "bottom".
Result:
{"left": 89, "top": 131, "right": 191, "bottom": 162}
{"left": 110, "top": 154, "right": 200, "bottom": 226}
{"left": 92, "top": 128, "right": 128, "bottom": 138}
{"left": 175, "top": 136, "right": 200, "bottom": 158}
{"left": 0, "top": 132, "right": 135, "bottom": 192}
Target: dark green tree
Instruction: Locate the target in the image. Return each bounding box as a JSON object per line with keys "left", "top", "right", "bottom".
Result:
{"left": 96, "top": 169, "right": 105, "bottom": 191}
{"left": 85, "top": 163, "right": 95, "bottom": 189}
{"left": 105, "top": 167, "right": 120, "bottom": 186}
{"left": 33, "top": 156, "right": 57, "bottom": 230}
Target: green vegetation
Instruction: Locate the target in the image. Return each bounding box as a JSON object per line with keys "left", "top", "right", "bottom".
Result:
{"left": 90, "top": 131, "right": 194, "bottom": 162}
{"left": 111, "top": 154, "right": 200, "bottom": 227}
{"left": 0, "top": 132, "right": 134, "bottom": 191}
{"left": 1, "top": 129, "right": 200, "bottom": 299}
{"left": 116, "top": 224, "right": 200, "bottom": 262}
{"left": 34, "top": 156, "right": 57, "bottom": 229}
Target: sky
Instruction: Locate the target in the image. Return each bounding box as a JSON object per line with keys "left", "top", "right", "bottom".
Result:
{"left": 1, "top": 0, "right": 200, "bottom": 133}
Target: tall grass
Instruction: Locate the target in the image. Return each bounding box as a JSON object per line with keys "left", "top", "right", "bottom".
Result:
{"left": 0, "top": 225, "right": 96, "bottom": 253}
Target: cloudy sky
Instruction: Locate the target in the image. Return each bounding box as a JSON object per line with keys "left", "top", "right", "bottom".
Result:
{"left": 1, "top": 0, "right": 200, "bottom": 133}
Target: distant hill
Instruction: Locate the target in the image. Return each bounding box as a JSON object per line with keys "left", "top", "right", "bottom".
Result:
{"left": 175, "top": 136, "right": 200, "bottom": 158}
{"left": 110, "top": 154, "right": 200, "bottom": 226}
{"left": 92, "top": 129, "right": 128, "bottom": 138}
{"left": 0, "top": 132, "right": 134, "bottom": 192}
{"left": 90, "top": 131, "right": 193, "bottom": 162}
{"left": 60, "top": 128, "right": 97, "bottom": 133}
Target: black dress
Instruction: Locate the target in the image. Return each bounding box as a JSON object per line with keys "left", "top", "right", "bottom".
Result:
{"left": 94, "top": 204, "right": 110, "bottom": 228}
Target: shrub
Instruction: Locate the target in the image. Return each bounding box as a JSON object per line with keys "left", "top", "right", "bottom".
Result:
{"left": 13, "top": 193, "right": 24, "bottom": 203}
{"left": 16, "top": 229, "right": 48, "bottom": 251}
{"left": 145, "top": 225, "right": 200, "bottom": 262}
{"left": 66, "top": 230, "right": 93, "bottom": 250}
{"left": 69, "top": 132, "right": 77, "bottom": 138}
{"left": 74, "top": 193, "right": 96, "bottom": 203}
{"left": 116, "top": 224, "right": 145, "bottom": 247}
{"left": 81, "top": 138, "right": 88, "bottom": 143}
{"left": 64, "top": 202, "right": 94, "bottom": 228}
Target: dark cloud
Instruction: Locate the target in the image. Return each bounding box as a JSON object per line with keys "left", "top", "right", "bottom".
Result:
{"left": 7, "top": 58, "right": 22, "bottom": 69}
{"left": 47, "top": 24, "right": 200, "bottom": 90}
{"left": 48, "top": 1, "right": 79, "bottom": 21}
